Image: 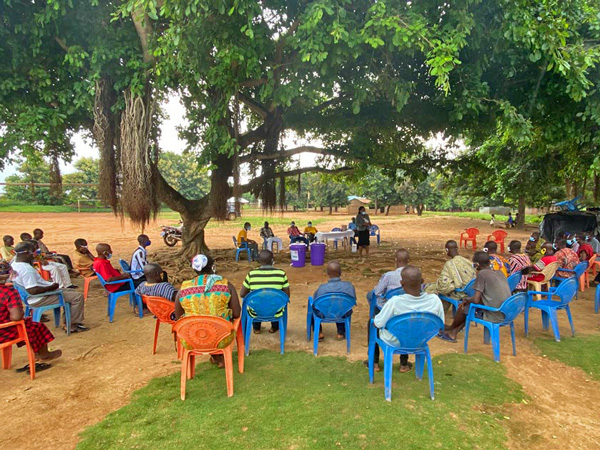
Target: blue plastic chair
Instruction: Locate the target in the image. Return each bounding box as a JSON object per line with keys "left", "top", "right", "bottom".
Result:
{"left": 464, "top": 292, "right": 527, "bottom": 362}
{"left": 95, "top": 273, "right": 143, "bottom": 322}
{"left": 233, "top": 236, "right": 251, "bottom": 262}
{"left": 525, "top": 277, "right": 577, "bottom": 341}
{"left": 507, "top": 271, "right": 522, "bottom": 292}
{"left": 595, "top": 285, "right": 600, "bottom": 314}
{"left": 13, "top": 283, "right": 71, "bottom": 336}
{"left": 369, "top": 225, "right": 381, "bottom": 245}
{"left": 551, "top": 261, "right": 588, "bottom": 299}
{"left": 306, "top": 293, "right": 356, "bottom": 355}
{"left": 241, "top": 288, "right": 290, "bottom": 356}
{"left": 439, "top": 278, "right": 476, "bottom": 316}
{"left": 119, "top": 259, "right": 145, "bottom": 276}
{"left": 366, "top": 287, "right": 405, "bottom": 320}
{"left": 368, "top": 312, "right": 443, "bottom": 401}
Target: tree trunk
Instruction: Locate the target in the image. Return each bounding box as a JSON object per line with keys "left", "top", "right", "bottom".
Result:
{"left": 374, "top": 198, "right": 378, "bottom": 214}
{"left": 385, "top": 205, "right": 391, "bottom": 216}
{"left": 416, "top": 204, "right": 424, "bottom": 216}
{"left": 565, "top": 179, "right": 574, "bottom": 199}
{"left": 320, "top": 206, "right": 323, "bottom": 212}
{"left": 180, "top": 214, "right": 211, "bottom": 257}
{"left": 329, "top": 205, "right": 333, "bottom": 215}
{"left": 516, "top": 196, "right": 526, "bottom": 229}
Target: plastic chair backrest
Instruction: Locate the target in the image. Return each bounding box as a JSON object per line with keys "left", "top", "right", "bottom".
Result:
{"left": 312, "top": 293, "right": 356, "bottom": 319}
{"left": 119, "top": 259, "right": 132, "bottom": 272}
{"left": 12, "top": 283, "right": 31, "bottom": 306}
{"left": 232, "top": 236, "right": 238, "bottom": 248}
{"left": 573, "top": 261, "right": 588, "bottom": 278}
{"left": 553, "top": 277, "right": 578, "bottom": 305}
{"left": 385, "top": 287, "right": 405, "bottom": 300}
{"left": 144, "top": 295, "right": 175, "bottom": 323}
{"left": 173, "top": 316, "right": 234, "bottom": 351}
{"left": 370, "top": 225, "right": 379, "bottom": 233}
{"left": 507, "top": 271, "right": 522, "bottom": 292}
{"left": 498, "top": 292, "right": 527, "bottom": 323}
{"left": 243, "top": 288, "right": 289, "bottom": 317}
{"left": 492, "top": 230, "right": 507, "bottom": 240}
{"left": 465, "top": 227, "right": 479, "bottom": 237}
{"left": 460, "top": 278, "right": 476, "bottom": 297}
{"left": 383, "top": 312, "right": 444, "bottom": 349}
{"left": 538, "top": 261, "right": 560, "bottom": 282}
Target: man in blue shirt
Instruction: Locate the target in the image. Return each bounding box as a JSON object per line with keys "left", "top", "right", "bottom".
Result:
{"left": 313, "top": 260, "right": 356, "bottom": 341}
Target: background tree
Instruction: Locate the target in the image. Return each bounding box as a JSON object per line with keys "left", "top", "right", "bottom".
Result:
{"left": 62, "top": 158, "right": 100, "bottom": 204}
{"left": 157, "top": 152, "right": 211, "bottom": 201}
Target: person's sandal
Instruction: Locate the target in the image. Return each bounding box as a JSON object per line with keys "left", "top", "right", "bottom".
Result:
{"left": 362, "top": 360, "right": 380, "bottom": 372}
{"left": 399, "top": 362, "right": 413, "bottom": 373}
{"left": 16, "top": 362, "right": 52, "bottom": 373}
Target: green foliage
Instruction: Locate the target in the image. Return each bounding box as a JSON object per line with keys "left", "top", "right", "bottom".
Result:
{"left": 3, "top": 160, "right": 56, "bottom": 205}
{"left": 63, "top": 157, "right": 100, "bottom": 203}
{"left": 78, "top": 351, "right": 524, "bottom": 450}
{"left": 157, "top": 152, "right": 210, "bottom": 200}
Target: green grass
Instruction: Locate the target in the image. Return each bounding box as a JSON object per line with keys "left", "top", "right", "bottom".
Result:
{"left": 78, "top": 351, "right": 524, "bottom": 450}
{"left": 535, "top": 335, "right": 600, "bottom": 381}
{"left": 0, "top": 199, "right": 112, "bottom": 213}
{"left": 423, "top": 211, "right": 542, "bottom": 225}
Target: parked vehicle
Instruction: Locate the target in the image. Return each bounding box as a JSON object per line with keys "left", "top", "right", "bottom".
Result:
{"left": 161, "top": 223, "right": 183, "bottom": 247}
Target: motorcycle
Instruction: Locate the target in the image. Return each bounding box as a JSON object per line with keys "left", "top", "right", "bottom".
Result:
{"left": 161, "top": 223, "right": 183, "bottom": 247}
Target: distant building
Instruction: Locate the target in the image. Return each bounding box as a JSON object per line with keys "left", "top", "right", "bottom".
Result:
{"left": 347, "top": 196, "right": 371, "bottom": 215}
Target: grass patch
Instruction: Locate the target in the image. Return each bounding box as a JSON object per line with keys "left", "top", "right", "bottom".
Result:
{"left": 535, "top": 335, "right": 600, "bottom": 381}
{"left": 78, "top": 351, "right": 523, "bottom": 450}
{"left": 423, "top": 211, "right": 543, "bottom": 225}
{"left": 0, "top": 199, "right": 112, "bottom": 213}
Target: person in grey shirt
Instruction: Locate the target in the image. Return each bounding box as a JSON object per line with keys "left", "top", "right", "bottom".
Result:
{"left": 440, "top": 251, "right": 511, "bottom": 342}
{"left": 355, "top": 206, "right": 372, "bottom": 257}
{"left": 313, "top": 260, "right": 356, "bottom": 341}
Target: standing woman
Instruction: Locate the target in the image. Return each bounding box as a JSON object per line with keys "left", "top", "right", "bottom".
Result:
{"left": 355, "top": 206, "right": 372, "bottom": 257}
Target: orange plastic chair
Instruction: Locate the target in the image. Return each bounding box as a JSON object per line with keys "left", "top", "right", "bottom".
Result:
{"left": 77, "top": 269, "right": 98, "bottom": 302}
{"left": 487, "top": 230, "right": 508, "bottom": 253}
{"left": 582, "top": 254, "right": 597, "bottom": 291}
{"left": 172, "top": 316, "right": 244, "bottom": 400}
{"left": 0, "top": 320, "right": 36, "bottom": 380}
{"left": 591, "top": 254, "right": 600, "bottom": 278}
{"left": 143, "top": 295, "right": 176, "bottom": 355}
{"left": 33, "top": 262, "right": 52, "bottom": 282}
{"left": 459, "top": 228, "right": 480, "bottom": 249}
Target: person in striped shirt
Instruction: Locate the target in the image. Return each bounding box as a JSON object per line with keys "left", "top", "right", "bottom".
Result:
{"left": 240, "top": 250, "right": 290, "bottom": 334}
{"left": 507, "top": 240, "right": 531, "bottom": 291}
{"left": 135, "top": 263, "right": 178, "bottom": 303}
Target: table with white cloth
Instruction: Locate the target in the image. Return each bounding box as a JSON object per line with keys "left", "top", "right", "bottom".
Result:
{"left": 315, "top": 230, "right": 355, "bottom": 248}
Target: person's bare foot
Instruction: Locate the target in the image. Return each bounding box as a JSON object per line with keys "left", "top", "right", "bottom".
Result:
{"left": 37, "top": 349, "right": 62, "bottom": 362}
{"left": 336, "top": 334, "right": 345, "bottom": 340}
{"left": 253, "top": 329, "right": 261, "bottom": 334}
{"left": 318, "top": 333, "right": 324, "bottom": 342}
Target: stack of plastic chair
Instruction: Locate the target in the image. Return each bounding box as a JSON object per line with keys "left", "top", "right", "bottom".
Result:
{"left": 307, "top": 292, "right": 356, "bottom": 355}
{"left": 143, "top": 295, "right": 176, "bottom": 355}
{"left": 459, "top": 228, "right": 479, "bottom": 249}
{"left": 173, "top": 316, "right": 244, "bottom": 400}
{"left": 551, "top": 261, "right": 588, "bottom": 298}
{"left": 525, "top": 277, "right": 577, "bottom": 342}
{"left": 13, "top": 283, "right": 71, "bottom": 336}
{"left": 464, "top": 292, "right": 527, "bottom": 362}
{"left": 486, "top": 230, "right": 508, "bottom": 253}
{"left": 242, "top": 288, "right": 290, "bottom": 356}
{"left": 368, "top": 312, "right": 443, "bottom": 401}
{"left": 232, "top": 236, "right": 251, "bottom": 262}
{"left": 439, "top": 279, "right": 476, "bottom": 316}
{"left": 95, "top": 273, "right": 143, "bottom": 322}
{"left": 1, "top": 320, "right": 36, "bottom": 380}
{"left": 526, "top": 261, "right": 559, "bottom": 299}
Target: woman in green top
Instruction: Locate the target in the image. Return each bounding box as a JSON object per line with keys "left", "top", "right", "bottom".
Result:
{"left": 355, "top": 206, "right": 372, "bottom": 257}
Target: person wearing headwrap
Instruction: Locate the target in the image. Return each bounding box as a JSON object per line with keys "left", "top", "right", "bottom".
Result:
{"left": 175, "top": 254, "right": 241, "bottom": 367}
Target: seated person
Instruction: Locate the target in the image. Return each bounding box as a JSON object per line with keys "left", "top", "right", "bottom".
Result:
{"left": 92, "top": 243, "right": 132, "bottom": 293}
{"left": 175, "top": 254, "right": 241, "bottom": 368}
{"left": 440, "top": 251, "right": 511, "bottom": 342}
{"left": 287, "top": 221, "right": 309, "bottom": 245}
{"left": 425, "top": 240, "right": 476, "bottom": 310}
{"left": 10, "top": 242, "right": 88, "bottom": 333}
{"left": 587, "top": 233, "right": 600, "bottom": 254}
{"left": 525, "top": 242, "right": 557, "bottom": 282}
{"left": 73, "top": 239, "right": 95, "bottom": 277}
{"left": 135, "top": 263, "right": 177, "bottom": 303}
{"left": 237, "top": 222, "right": 259, "bottom": 261}
{"left": 483, "top": 241, "right": 509, "bottom": 276}
{"left": 364, "top": 248, "right": 410, "bottom": 372}
{"left": 554, "top": 239, "right": 579, "bottom": 278}
{"left": 348, "top": 218, "right": 357, "bottom": 245}
{"left": 130, "top": 234, "right": 158, "bottom": 287}
{"left": 304, "top": 221, "right": 318, "bottom": 243}
{"left": 374, "top": 266, "right": 445, "bottom": 372}
{"left": 525, "top": 232, "right": 545, "bottom": 263}
{"left": 28, "top": 240, "right": 75, "bottom": 289}
{"left": 575, "top": 234, "right": 594, "bottom": 262}
{"left": 260, "top": 221, "right": 283, "bottom": 252}
{"left": 0, "top": 284, "right": 62, "bottom": 364}
{"left": 312, "top": 260, "right": 355, "bottom": 341}
{"left": 20, "top": 232, "right": 32, "bottom": 242}
{"left": 1, "top": 235, "right": 15, "bottom": 262}
{"left": 240, "top": 250, "right": 290, "bottom": 334}
{"left": 33, "top": 228, "right": 73, "bottom": 270}
{"left": 507, "top": 240, "right": 531, "bottom": 291}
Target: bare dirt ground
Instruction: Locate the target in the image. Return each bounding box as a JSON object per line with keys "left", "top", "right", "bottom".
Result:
{"left": 1, "top": 212, "right": 600, "bottom": 450}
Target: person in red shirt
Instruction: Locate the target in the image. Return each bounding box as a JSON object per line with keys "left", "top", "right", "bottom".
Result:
{"left": 525, "top": 242, "right": 557, "bottom": 282}
{"left": 575, "top": 234, "right": 594, "bottom": 262}
{"left": 92, "top": 243, "right": 131, "bottom": 293}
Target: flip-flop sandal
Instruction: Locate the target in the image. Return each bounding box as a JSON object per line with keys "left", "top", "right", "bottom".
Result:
{"left": 16, "top": 362, "right": 52, "bottom": 373}
{"left": 437, "top": 331, "right": 457, "bottom": 343}
{"left": 399, "top": 362, "right": 413, "bottom": 373}
{"left": 75, "top": 324, "right": 90, "bottom": 331}
{"left": 268, "top": 328, "right": 278, "bottom": 334}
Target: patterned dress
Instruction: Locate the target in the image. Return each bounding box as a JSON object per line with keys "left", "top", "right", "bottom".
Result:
{"left": 554, "top": 248, "right": 579, "bottom": 278}
{"left": 489, "top": 255, "right": 509, "bottom": 276}
{"left": 178, "top": 275, "right": 233, "bottom": 348}
{"left": 508, "top": 253, "right": 531, "bottom": 290}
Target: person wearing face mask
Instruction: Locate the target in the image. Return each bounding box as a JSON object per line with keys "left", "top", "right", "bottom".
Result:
{"left": 355, "top": 206, "right": 372, "bottom": 257}
{"left": 439, "top": 251, "right": 511, "bottom": 343}
{"left": 524, "top": 242, "right": 557, "bottom": 282}
{"left": 73, "top": 238, "right": 95, "bottom": 277}
{"left": 130, "top": 234, "right": 154, "bottom": 287}
{"left": 303, "top": 221, "right": 318, "bottom": 243}
{"left": 525, "top": 232, "right": 545, "bottom": 263}
{"left": 92, "top": 243, "right": 132, "bottom": 293}
{"left": 238, "top": 222, "right": 259, "bottom": 261}
{"left": 10, "top": 241, "right": 88, "bottom": 333}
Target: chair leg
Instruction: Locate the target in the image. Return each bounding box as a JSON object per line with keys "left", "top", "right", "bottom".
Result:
{"left": 345, "top": 318, "right": 351, "bottom": 354}
{"left": 368, "top": 336, "right": 376, "bottom": 384}
{"left": 64, "top": 304, "right": 71, "bottom": 336}
{"left": 595, "top": 286, "right": 600, "bottom": 314}
{"left": 541, "top": 310, "right": 550, "bottom": 330}
{"left": 1, "top": 346, "right": 12, "bottom": 369}
{"left": 548, "top": 309, "right": 561, "bottom": 342}
{"left": 244, "top": 317, "right": 252, "bottom": 357}
{"left": 565, "top": 306, "right": 575, "bottom": 337}
{"left": 188, "top": 354, "right": 196, "bottom": 379}
{"left": 426, "top": 348, "right": 435, "bottom": 400}
{"left": 414, "top": 353, "right": 425, "bottom": 380}
{"left": 153, "top": 319, "right": 160, "bottom": 355}
{"left": 483, "top": 326, "right": 491, "bottom": 345}
{"left": 463, "top": 316, "right": 471, "bottom": 354}
{"left": 53, "top": 308, "right": 61, "bottom": 329}
{"left": 510, "top": 322, "right": 517, "bottom": 356}
{"left": 306, "top": 310, "right": 312, "bottom": 341}
{"left": 108, "top": 295, "right": 117, "bottom": 322}
{"left": 83, "top": 278, "right": 91, "bottom": 301}
{"left": 383, "top": 347, "right": 394, "bottom": 402}
{"left": 279, "top": 317, "right": 285, "bottom": 355}
{"left": 491, "top": 326, "right": 501, "bottom": 362}
{"left": 235, "top": 325, "right": 244, "bottom": 373}
{"left": 223, "top": 348, "right": 234, "bottom": 398}
{"left": 313, "top": 317, "right": 321, "bottom": 356}
{"left": 524, "top": 305, "right": 530, "bottom": 336}
{"left": 180, "top": 351, "right": 189, "bottom": 401}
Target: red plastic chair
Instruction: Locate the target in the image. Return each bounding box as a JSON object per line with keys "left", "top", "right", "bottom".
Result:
{"left": 487, "top": 230, "right": 508, "bottom": 253}
{"left": 33, "top": 262, "right": 52, "bottom": 282}
{"left": 172, "top": 316, "right": 244, "bottom": 400}
{"left": 143, "top": 295, "right": 176, "bottom": 355}
{"left": 459, "top": 228, "right": 480, "bottom": 249}
{"left": 582, "top": 254, "right": 597, "bottom": 292}
{"left": 0, "top": 320, "right": 36, "bottom": 380}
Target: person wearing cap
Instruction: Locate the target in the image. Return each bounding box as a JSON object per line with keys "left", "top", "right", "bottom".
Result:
{"left": 175, "top": 254, "right": 241, "bottom": 368}
{"left": 304, "top": 221, "right": 318, "bottom": 243}
{"left": 287, "top": 221, "right": 309, "bottom": 245}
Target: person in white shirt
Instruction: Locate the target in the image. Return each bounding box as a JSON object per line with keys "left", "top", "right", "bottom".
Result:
{"left": 27, "top": 240, "right": 75, "bottom": 289}
{"left": 11, "top": 242, "right": 88, "bottom": 333}
{"left": 373, "top": 265, "right": 445, "bottom": 373}
{"left": 130, "top": 234, "right": 167, "bottom": 287}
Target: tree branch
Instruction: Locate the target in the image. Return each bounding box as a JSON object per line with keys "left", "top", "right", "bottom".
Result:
{"left": 241, "top": 166, "right": 354, "bottom": 193}
{"left": 54, "top": 37, "right": 69, "bottom": 52}
{"left": 240, "top": 78, "right": 268, "bottom": 88}
{"left": 239, "top": 124, "right": 267, "bottom": 149}
{"left": 238, "top": 93, "right": 269, "bottom": 119}
{"left": 131, "top": 8, "right": 153, "bottom": 63}
{"left": 239, "top": 146, "right": 362, "bottom": 164}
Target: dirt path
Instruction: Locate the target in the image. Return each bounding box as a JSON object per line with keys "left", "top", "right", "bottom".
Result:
{"left": 1, "top": 212, "right": 599, "bottom": 449}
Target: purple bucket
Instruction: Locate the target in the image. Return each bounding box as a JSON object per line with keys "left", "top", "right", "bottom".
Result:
{"left": 310, "top": 243, "right": 326, "bottom": 266}
{"left": 290, "top": 244, "right": 307, "bottom": 268}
